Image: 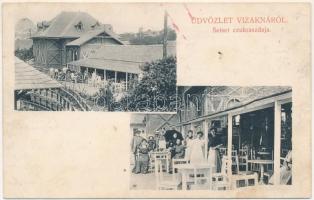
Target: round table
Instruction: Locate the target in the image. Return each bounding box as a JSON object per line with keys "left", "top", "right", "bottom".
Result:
{"left": 247, "top": 159, "right": 273, "bottom": 185}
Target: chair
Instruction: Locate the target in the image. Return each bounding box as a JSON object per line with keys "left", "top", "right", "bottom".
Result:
{"left": 153, "top": 152, "right": 171, "bottom": 173}
{"left": 232, "top": 172, "right": 259, "bottom": 189}
{"left": 231, "top": 150, "right": 239, "bottom": 174}
{"left": 238, "top": 148, "right": 249, "bottom": 173}
{"left": 249, "top": 149, "right": 260, "bottom": 172}
{"left": 212, "top": 156, "right": 230, "bottom": 190}
{"left": 155, "top": 160, "right": 181, "bottom": 190}
{"left": 188, "top": 166, "right": 212, "bottom": 190}
{"left": 218, "top": 147, "right": 227, "bottom": 157}
{"left": 238, "top": 155, "right": 248, "bottom": 173}
{"left": 148, "top": 152, "right": 155, "bottom": 173}
{"left": 266, "top": 150, "right": 292, "bottom": 185}
{"left": 172, "top": 158, "right": 190, "bottom": 181}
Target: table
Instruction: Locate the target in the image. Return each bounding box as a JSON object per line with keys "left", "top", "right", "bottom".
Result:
{"left": 257, "top": 151, "right": 271, "bottom": 159}
{"left": 151, "top": 151, "right": 171, "bottom": 173}
{"left": 176, "top": 163, "right": 214, "bottom": 190}
{"left": 247, "top": 159, "right": 274, "bottom": 185}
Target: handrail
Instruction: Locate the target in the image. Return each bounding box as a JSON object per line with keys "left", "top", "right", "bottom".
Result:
{"left": 60, "top": 87, "right": 90, "bottom": 111}
{"left": 19, "top": 99, "right": 51, "bottom": 111}
{"left": 58, "top": 81, "right": 92, "bottom": 111}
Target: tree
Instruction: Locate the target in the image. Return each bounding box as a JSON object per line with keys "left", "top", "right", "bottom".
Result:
{"left": 15, "top": 46, "right": 34, "bottom": 61}
{"left": 116, "top": 56, "right": 177, "bottom": 111}
{"left": 121, "top": 28, "right": 177, "bottom": 45}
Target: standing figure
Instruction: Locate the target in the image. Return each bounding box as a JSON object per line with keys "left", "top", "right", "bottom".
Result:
{"left": 208, "top": 128, "right": 222, "bottom": 172}
{"left": 184, "top": 130, "right": 194, "bottom": 161}
{"left": 131, "top": 130, "right": 143, "bottom": 173}
{"left": 147, "top": 136, "right": 156, "bottom": 152}
{"left": 54, "top": 68, "right": 59, "bottom": 79}
{"left": 189, "top": 131, "right": 206, "bottom": 164}
{"left": 49, "top": 68, "right": 54, "bottom": 78}
{"left": 135, "top": 139, "right": 150, "bottom": 174}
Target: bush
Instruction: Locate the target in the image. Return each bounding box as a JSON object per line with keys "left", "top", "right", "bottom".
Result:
{"left": 15, "top": 46, "right": 34, "bottom": 61}
{"left": 116, "top": 56, "right": 177, "bottom": 111}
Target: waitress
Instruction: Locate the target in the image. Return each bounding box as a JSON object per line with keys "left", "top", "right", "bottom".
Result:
{"left": 207, "top": 128, "right": 222, "bottom": 172}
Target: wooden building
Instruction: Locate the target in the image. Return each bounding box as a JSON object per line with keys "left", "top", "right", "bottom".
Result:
{"left": 67, "top": 42, "right": 176, "bottom": 91}
{"left": 14, "top": 57, "right": 69, "bottom": 111}
{"left": 176, "top": 86, "right": 292, "bottom": 186}
{"left": 31, "top": 11, "right": 124, "bottom": 68}
{"left": 130, "top": 114, "right": 178, "bottom": 139}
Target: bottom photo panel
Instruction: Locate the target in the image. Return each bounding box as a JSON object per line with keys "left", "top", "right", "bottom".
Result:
{"left": 130, "top": 86, "right": 292, "bottom": 190}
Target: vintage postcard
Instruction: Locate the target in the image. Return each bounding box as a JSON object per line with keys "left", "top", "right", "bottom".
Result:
{"left": 2, "top": 2, "right": 312, "bottom": 199}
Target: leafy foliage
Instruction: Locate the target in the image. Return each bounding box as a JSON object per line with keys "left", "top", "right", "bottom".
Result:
{"left": 116, "top": 56, "right": 177, "bottom": 111}
{"left": 120, "top": 28, "right": 176, "bottom": 45}
{"left": 15, "top": 46, "right": 34, "bottom": 61}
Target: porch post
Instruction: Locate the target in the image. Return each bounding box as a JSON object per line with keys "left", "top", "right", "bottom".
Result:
{"left": 125, "top": 72, "right": 128, "bottom": 91}
{"left": 274, "top": 101, "right": 282, "bottom": 185}
{"left": 191, "top": 123, "right": 195, "bottom": 137}
{"left": 45, "top": 89, "right": 48, "bottom": 107}
{"left": 204, "top": 119, "right": 209, "bottom": 159}
{"left": 114, "top": 71, "right": 117, "bottom": 91}
{"left": 227, "top": 113, "right": 233, "bottom": 188}
{"left": 103, "top": 70, "right": 106, "bottom": 81}
{"left": 181, "top": 125, "right": 185, "bottom": 138}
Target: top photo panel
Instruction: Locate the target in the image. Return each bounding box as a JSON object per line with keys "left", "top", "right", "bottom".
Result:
{"left": 14, "top": 3, "right": 177, "bottom": 112}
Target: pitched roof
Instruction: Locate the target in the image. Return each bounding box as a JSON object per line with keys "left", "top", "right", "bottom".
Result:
{"left": 15, "top": 57, "right": 62, "bottom": 90}
{"left": 68, "top": 42, "right": 176, "bottom": 73}
{"left": 90, "top": 41, "right": 176, "bottom": 63}
{"left": 66, "top": 26, "right": 125, "bottom": 46}
{"left": 32, "top": 11, "right": 100, "bottom": 38}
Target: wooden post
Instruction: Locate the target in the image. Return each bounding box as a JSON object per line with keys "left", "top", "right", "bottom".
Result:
{"left": 125, "top": 72, "right": 128, "bottom": 91}
{"left": 114, "top": 71, "right": 117, "bottom": 91}
{"left": 14, "top": 91, "right": 17, "bottom": 110}
{"left": 204, "top": 119, "right": 209, "bottom": 159}
{"left": 227, "top": 113, "right": 233, "bottom": 188}
{"left": 191, "top": 123, "right": 195, "bottom": 138}
{"left": 181, "top": 125, "right": 185, "bottom": 138}
{"left": 72, "top": 49, "right": 75, "bottom": 61}
{"left": 45, "top": 89, "right": 48, "bottom": 107}
{"left": 273, "top": 101, "right": 282, "bottom": 185}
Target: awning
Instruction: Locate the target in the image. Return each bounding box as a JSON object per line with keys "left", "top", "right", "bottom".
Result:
{"left": 15, "top": 57, "right": 62, "bottom": 90}
{"left": 68, "top": 58, "right": 142, "bottom": 74}
{"left": 178, "top": 89, "right": 292, "bottom": 126}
